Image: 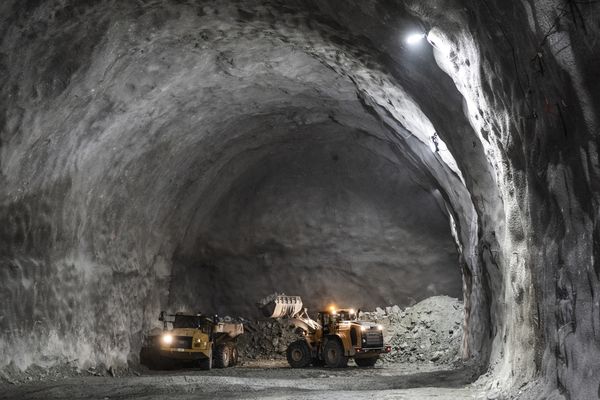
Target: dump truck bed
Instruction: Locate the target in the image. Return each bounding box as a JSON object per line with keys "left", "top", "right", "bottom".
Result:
{"left": 214, "top": 322, "right": 244, "bottom": 338}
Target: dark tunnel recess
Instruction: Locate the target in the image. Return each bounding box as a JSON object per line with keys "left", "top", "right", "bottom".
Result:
{"left": 170, "top": 127, "right": 462, "bottom": 316}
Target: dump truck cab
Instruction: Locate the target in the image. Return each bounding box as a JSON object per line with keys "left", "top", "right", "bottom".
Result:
{"left": 140, "top": 311, "right": 243, "bottom": 370}
{"left": 155, "top": 313, "right": 215, "bottom": 363}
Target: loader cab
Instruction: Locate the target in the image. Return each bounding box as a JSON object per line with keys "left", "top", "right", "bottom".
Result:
{"left": 318, "top": 311, "right": 334, "bottom": 334}
{"left": 318, "top": 308, "right": 357, "bottom": 334}
{"left": 336, "top": 309, "right": 358, "bottom": 322}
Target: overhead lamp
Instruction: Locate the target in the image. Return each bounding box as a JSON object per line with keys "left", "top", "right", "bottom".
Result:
{"left": 406, "top": 32, "right": 427, "bottom": 45}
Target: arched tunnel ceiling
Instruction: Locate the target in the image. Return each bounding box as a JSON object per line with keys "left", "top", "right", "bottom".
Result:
{"left": 171, "top": 126, "right": 462, "bottom": 315}
{"left": 0, "top": 0, "right": 478, "bottom": 373}
{"left": 1, "top": 0, "right": 599, "bottom": 399}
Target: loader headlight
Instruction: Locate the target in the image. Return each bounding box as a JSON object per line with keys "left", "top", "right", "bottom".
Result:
{"left": 361, "top": 326, "right": 367, "bottom": 332}
{"left": 162, "top": 334, "right": 173, "bottom": 345}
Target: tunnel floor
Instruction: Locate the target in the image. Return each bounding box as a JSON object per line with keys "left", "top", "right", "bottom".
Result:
{"left": 0, "top": 361, "right": 482, "bottom": 400}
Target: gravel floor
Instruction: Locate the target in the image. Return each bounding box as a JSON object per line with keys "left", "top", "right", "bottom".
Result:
{"left": 0, "top": 360, "right": 484, "bottom": 400}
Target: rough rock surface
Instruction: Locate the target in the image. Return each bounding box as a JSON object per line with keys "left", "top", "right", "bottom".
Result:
{"left": 361, "top": 296, "right": 463, "bottom": 365}
{"left": 237, "top": 319, "right": 301, "bottom": 361}
{"left": 0, "top": 0, "right": 599, "bottom": 398}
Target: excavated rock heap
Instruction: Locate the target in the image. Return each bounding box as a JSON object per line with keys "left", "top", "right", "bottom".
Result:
{"left": 360, "top": 296, "right": 463, "bottom": 365}
{"left": 237, "top": 296, "right": 463, "bottom": 365}
{"left": 236, "top": 319, "right": 301, "bottom": 360}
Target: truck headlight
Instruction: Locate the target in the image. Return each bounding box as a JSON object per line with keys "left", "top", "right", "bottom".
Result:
{"left": 377, "top": 325, "right": 383, "bottom": 331}
{"left": 162, "top": 334, "right": 173, "bottom": 345}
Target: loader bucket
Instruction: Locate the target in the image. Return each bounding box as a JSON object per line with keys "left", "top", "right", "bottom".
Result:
{"left": 258, "top": 295, "right": 303, "bottom": 318}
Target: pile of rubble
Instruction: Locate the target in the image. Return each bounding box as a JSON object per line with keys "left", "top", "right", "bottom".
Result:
{"left": 236, "top": 296, "right": 464, "bottom": 365}
{"left": 236, "top": 319, "right": 301, "bottom": 360}
{"left": 360, "top": 296, "right": 464, "bottom": 365}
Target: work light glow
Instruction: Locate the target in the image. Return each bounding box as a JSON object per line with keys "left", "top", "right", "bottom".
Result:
{"left": 162, "top": 334, "right": 173, "bottom": 345}
{"left": 406, "top": 33, "right": 426, "bottom": 45}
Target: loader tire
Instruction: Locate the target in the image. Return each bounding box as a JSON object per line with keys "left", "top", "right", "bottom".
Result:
{"left": 214, "top": 343, "right": 231, "bottom": 368}
{"left": 311, "top": 357, "right": 325, "bottom": 367}
{"left": 355, "top": 356, "right": 378, "bottom": 367}
{"left": 286, "top": 340, "right": 311, "bottom": 368}
{"left": 323, "top": 339, "right": 348, "bottom": 368}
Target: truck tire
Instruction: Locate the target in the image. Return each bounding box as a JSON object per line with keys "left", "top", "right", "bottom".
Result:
{"left": 323, "top": 339, "right": 348, "bottom": 368}
{"left": 286, "top": 340, "right": 311, "bottom": 368}
{"left": 228, "top": 343, "right": 239, "bottom": 366}
{"left": 140, "top": 347, "right": 170, "bottom": 370}
{"left": 199, "top": 356, "right": 212, "bottom": 370}
{"left": 139, "top": 347, "right": 156, "bottom": 369}
{"left": 355, "top": 356, "right": 378, "bottom": 367}
{"left": 214, "top": 343, "right": 231, "bottom": 368}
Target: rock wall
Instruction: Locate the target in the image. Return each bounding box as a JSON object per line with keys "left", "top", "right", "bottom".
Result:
{"left": 0, "top": 0, "right": 598, "bottom": 398}
{"left": 410, "top": 1, "right": 600, "bottom": 397}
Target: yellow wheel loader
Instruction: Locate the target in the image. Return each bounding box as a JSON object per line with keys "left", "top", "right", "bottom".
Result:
{"left": 258, "top": 294, "right": 391, "bottom": 368}
{"left": 140, "top": 311, "right": 243, "bottom": 370}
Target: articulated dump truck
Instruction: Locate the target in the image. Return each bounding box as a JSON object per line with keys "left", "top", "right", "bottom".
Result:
{"left": 258, "top": 294, "right": 391, "bottom": 368}
{"left": 140, "top": 311, "right": 243, "bottom": 370}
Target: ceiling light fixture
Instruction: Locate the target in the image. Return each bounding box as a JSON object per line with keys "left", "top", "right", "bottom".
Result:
{"left": 406, "top": 32, "right": 427, "bottom": 45}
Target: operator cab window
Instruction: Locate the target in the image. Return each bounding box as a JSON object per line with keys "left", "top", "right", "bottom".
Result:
{"left": 173, "top": 316, "right": 203, "bottom": 329}
{"left": 338, "top": 311, "right": 356, "bottom": 321}
{"left": 319, "top": 313, "right": 332, "bottom": 334}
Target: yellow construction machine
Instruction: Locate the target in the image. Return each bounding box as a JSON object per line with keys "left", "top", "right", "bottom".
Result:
{"left": 258, "top": 294, "right": 391, "bottom": 368}
{"left": 140, "top": 311, "right": 243, "bottom": 370}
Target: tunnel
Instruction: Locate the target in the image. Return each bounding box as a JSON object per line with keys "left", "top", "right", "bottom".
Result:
{"left": 0, "top": 1, "right": 599, "bottom": 399}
